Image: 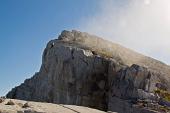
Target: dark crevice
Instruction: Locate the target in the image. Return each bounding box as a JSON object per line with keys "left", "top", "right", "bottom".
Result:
{"left": 71, "top": 49, "right": 75, "bottom": 59}
{"left": 79, "top": 57, "right": 88, "bottom": 66}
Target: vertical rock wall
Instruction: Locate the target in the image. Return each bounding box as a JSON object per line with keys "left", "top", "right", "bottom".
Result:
{"left": 7, "top": 30, "right": 170, "bottom": 113}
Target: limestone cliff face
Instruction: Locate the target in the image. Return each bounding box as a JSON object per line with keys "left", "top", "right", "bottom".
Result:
{"left": 7, "top": 30, "right": 170, "bottom": 113}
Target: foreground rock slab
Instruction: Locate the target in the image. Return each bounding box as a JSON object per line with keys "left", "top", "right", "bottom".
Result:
{"left": 0, "top": 99, "right": 108, "bottom": 113}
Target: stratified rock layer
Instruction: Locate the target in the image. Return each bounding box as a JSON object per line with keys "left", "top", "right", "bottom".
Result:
{"left": 7, "top": 30, "right": 170, "bottom": 113}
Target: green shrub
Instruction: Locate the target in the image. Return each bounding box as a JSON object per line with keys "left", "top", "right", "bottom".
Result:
{"left": 154, "top": 89, "right": 170, "bottom": 102}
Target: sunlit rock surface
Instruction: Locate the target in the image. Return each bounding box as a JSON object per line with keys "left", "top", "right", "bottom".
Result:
{"left": 0, "top": 99, "right": 107, "bottom": 113}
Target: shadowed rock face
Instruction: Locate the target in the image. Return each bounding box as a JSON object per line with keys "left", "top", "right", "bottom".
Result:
{"left": 6, "top": 30, "right": 170, "bottom": 113}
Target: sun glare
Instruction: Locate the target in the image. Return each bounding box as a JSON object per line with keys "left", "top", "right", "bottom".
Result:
{"left": 144, "top": 0, "right": 151, "bottom": 5}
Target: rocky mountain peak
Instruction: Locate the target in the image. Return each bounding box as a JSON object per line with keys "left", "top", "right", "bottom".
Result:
{"left": 58, "top": 30, "right": 84, "bottom": 41}
{"left": 6, "top": 30, "right": 170, "bottom": 113}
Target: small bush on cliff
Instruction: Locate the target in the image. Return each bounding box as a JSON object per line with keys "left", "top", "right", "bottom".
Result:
{"left": 155, "top": 89, "right": 170, "bottom": 102}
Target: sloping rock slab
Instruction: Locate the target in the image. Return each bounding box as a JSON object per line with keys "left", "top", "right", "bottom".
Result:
{"left": 0, "top": 99, "right": 108, "bottom": 113}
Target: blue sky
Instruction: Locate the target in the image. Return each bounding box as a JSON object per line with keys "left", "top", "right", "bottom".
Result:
{"left": 1, "top": 0, "right": 170, "bottom": 96}
{"left": 0, "top": 0, "right": 100, "bottom": 96}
